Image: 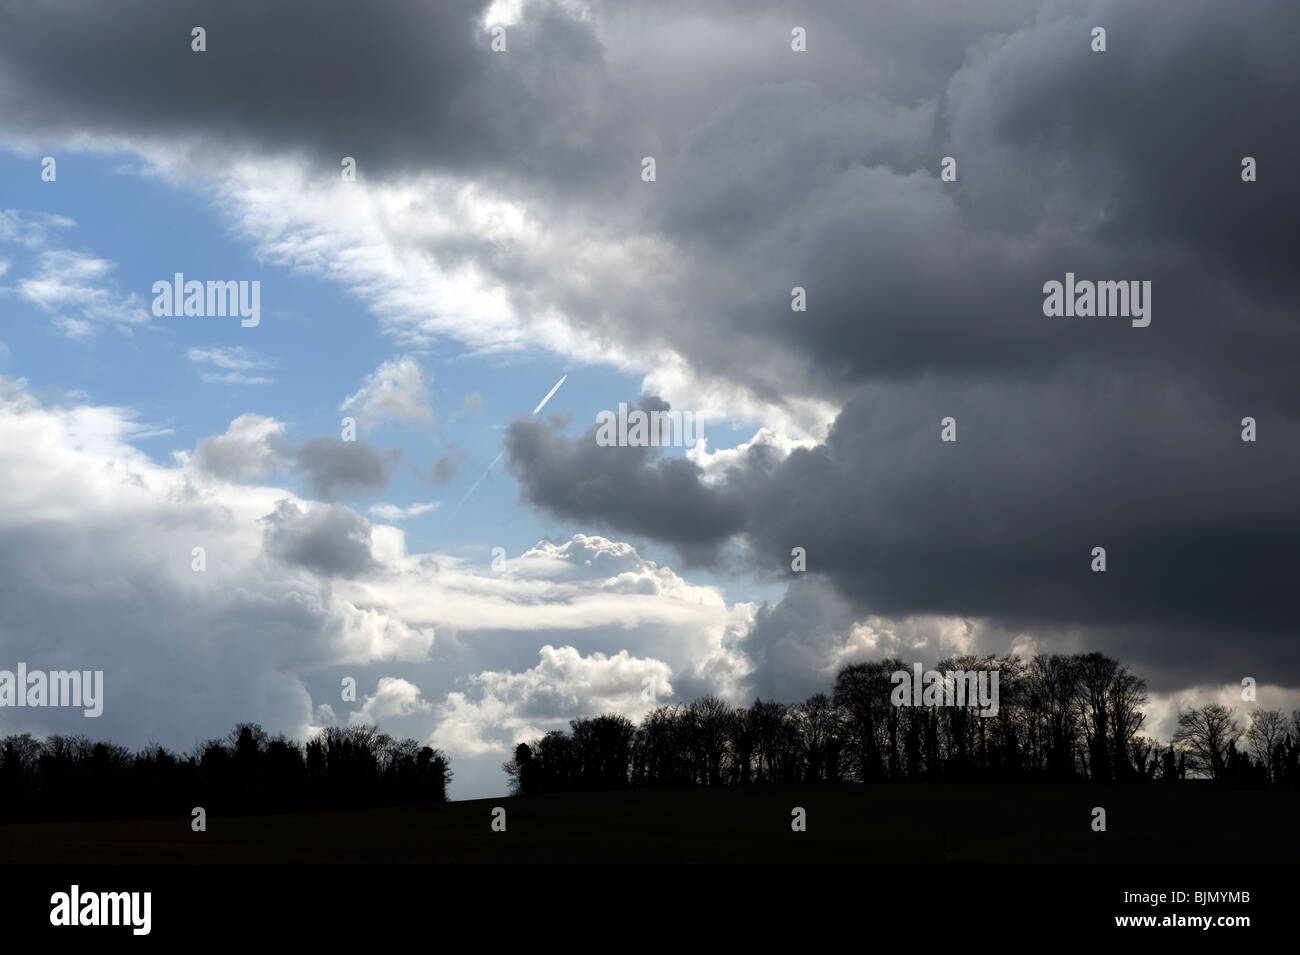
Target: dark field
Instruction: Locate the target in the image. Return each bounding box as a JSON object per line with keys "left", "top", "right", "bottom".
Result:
{"left": 1, "top": 782, "right": 1294, "bottom": 865}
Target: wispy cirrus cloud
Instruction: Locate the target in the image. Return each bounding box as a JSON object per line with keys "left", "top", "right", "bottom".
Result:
{"left": 16, "top": 249, "right": 149, "bottom": 338}
{"left": 368, "top": 500, "right": 441, "bottom": 522}
{"left": 186, "top": 345, "right": 274, "bottom": 385}
{"left": 2, "top": 210, "right": 148, "bottom": 341}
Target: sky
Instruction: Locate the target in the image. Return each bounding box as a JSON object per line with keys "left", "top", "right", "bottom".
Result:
{"left": 0, "top": 0, "right": 1297, "bottom": 799}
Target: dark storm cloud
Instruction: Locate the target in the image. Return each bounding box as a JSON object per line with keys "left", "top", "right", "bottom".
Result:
{"left": 261, "top": 499, "right": 376, "bottom": 577}
{"left": 8, "top": 0, "right": 1291, "bottom": 406}
{"left": 740, "top": 576, "right": 864, "bottom": 702}
{"left": 949, "top": 0, "right": 1300, "bottom": 291}
{"left": 482, "top": 0, "right": 1300, "bottom": 689}
{"left": 327, "top": 0, "right": 1299, "bottom": 431}
{"left": 503, "top": 402, "right": 746, "bottom": 561}
{"left": 0, "top": 0, "right": 617, "bottom": 185}
{"left": 742, "top": 375, "right": 1300, "bottom": 636}
{"left": 190, "top": 416, "right": 398, "bottom": 499}
{"left": 628, "top": 1, "right": 1300, "bottom": 411}
{"left": 290, "top": 437, "right": 400, "bottom": 499}
{"left": 507, "top": 367, "right": 1300, "bottom": 677}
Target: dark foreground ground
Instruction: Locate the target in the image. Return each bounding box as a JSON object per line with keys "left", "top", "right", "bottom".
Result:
{"left": 1, "top": 781, "right": 1294, "bottom": 864}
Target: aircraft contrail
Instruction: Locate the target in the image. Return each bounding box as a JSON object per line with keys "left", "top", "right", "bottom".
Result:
{"left": 458, "top": 374, "right": 567, "bottom": 508}
{"left": 531, "top": 374, "right": 568, "bottom": 415}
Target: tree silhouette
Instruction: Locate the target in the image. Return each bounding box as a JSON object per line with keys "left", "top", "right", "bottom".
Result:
{"left": 0, "top": 722, "right": 450, "bottom": 822}
{"left": 1171, "top": 704, "right": 1241, "bottom": 779}
{"left": 1246, "top": 709, "right": 1287, "bottom": 781}
{"left": 502, "top": 651, "right": 1282, "bottom": 796}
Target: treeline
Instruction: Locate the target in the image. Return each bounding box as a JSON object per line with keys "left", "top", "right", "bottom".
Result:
{"left": 0, "top": 723, "right": 451, "bottom": 822}
{"left": 505, "top": 653, "right": 1300, "bottom": 794}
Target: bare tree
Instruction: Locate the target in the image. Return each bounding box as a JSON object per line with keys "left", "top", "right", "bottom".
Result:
{"left": 832, "top": 661, "right": 896, "bottom": 780}
{"left": 1073, "top": 653, "right": 1118, "bottom": 780}
{"left": 796, "top": 693, "right": 837, "bottom": 782}
{"left": 687, "top": 696, "right": 732, "bottom": 786}
{"left": 1245, "top": 709, "right": 1287, "bottom": 781}
{"left": 1171, "top": 704, "right": 1241, "bottom": 778}
{"left": 1107, "top": 668, "right": 1148, "bottom": 779}
{"left": 1025, "top": 655, "right": 1081, "bottom": 778}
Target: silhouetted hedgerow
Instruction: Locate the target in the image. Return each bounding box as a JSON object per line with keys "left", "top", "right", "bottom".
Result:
{"left": 0, "top": 722, "right": 450, "bottom": 822}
